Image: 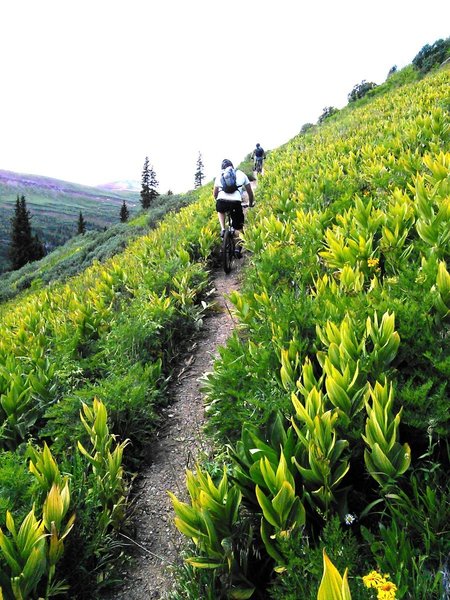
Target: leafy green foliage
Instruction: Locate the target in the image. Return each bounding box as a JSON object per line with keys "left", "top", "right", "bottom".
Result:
{"left": 269, "top": 517, "right": 368, "bottom": 600}
{"left": 347, "top": 80, "right": 377, "bottom": 103}
{"left": 0, "top": 183, "right": 218, "bottom": 595}
{"left": 412, "top": 37, "right": 450, "bottom": 74}
{"left": 0, "top": 452, "right": 34, "bottom": 528}
{"left": 194, "top": 66, "right": 450, "bottom": 598}
{"left": 318, "top": 106, "right": 338, "bottom": 124}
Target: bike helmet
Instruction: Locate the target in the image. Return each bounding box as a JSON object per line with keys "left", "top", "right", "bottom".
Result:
{"left": 221, "top": 159, "right": 233, "bottom": 170}
{"left": 256, "top": 143, "right": 260, "bottom": 147}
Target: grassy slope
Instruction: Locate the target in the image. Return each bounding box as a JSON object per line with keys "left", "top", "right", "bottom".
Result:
{"left": 0, "top": 170, "right": 140, "bottom": 273}
{"left": 0, "top": 190, "right": 198, "bottom": 304}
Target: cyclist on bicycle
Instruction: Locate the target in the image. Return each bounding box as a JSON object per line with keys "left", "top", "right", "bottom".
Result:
{"left": 214, "top": 159, "right": 254, "bottom": 258}
{"left": 251, "top": 143, "right": 266, "bottom": 173}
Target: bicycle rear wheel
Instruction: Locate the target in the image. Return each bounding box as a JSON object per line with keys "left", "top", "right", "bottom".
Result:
{"left": 222, "top": 229, "right": 234, "bottom": 273}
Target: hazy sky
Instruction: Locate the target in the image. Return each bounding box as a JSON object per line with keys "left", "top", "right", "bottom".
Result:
{"left": 1, "top": 1, "right": 448, "bottom": 193}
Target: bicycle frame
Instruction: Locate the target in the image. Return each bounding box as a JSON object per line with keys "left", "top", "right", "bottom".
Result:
{"left": 221, "top": 203, "right": 249, "bottom": 274}
{"left": 222, "top": 212, "right": 236, "bottom": 274}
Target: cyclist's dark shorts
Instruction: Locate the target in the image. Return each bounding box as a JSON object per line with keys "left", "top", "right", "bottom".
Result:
{"left": 216, "top": 199, "right": 244, "bottom": 230}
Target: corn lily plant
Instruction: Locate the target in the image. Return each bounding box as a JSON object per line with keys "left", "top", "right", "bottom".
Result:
{"left": 292, "top": 388, "right": 350, "bottom": 515}
{"left": 255, "top": 452, "right": 305, "bottom": 570}
{"left": 77, "top": 398, "right": 129, "bottom": 531}
{"left": 362, "top": 380, "right": 411, "bottom": 487}
{"left": 168, "top": 466, "right": 255, "bottom": 599}
{"left": 0, "top": 480, "right": 75, "bottom": 600}
{"left": 227, "top": 411, "right": 301, "bottom": 507}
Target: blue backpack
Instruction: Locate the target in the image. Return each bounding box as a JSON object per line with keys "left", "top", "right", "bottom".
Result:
{"left": 220, "top": 166, "right": 239, "bottom": 193}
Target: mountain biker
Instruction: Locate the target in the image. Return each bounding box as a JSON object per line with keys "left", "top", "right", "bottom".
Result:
{"left": 213, "top": 159, "right": 254, "bottom": 258}
{"left": 251, "top": 143, "right": 266, "bottom": 172}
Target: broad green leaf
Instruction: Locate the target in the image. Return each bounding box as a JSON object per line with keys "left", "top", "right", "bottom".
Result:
{"left": 255, "top": 486, "right": 279, "bottom": 528}
{"left": 318, "top": 548, "right": 352, "bottom": 600}
{"left": 185, "top": 555, "right": 224, "bottom": 569}
{"left": 272, "top": 481, "right": 295, "bottom": 525}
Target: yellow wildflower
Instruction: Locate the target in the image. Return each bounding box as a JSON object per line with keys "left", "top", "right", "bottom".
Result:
{"left": 363, "top": 570, "right": 383, "bottom": 588}
{"left": 367, "top": 257, "right": 379, "bottom": 268}
{"left": 378, "top": 580, "right": 397, "bottom": 599}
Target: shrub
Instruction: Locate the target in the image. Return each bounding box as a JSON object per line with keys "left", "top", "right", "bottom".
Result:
{"left": 318, "top": 106, "right": 338, "bottom": 124}
{"left": 348, "top": 80, "right": 378, "bottom": 103}
{"left": 412, "top": 38, "right": 450, "bottom": 74}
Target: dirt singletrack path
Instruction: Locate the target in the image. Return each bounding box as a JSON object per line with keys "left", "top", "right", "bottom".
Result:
{"left": 105, "top": 180, "right": 257, "bottom": 599}
{"left": 105, "top": 258, "right": 245, "bottom": 599}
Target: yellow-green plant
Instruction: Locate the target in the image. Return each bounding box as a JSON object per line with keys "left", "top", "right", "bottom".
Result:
{"left": 0, "top": 508, "right": 47, "bottom": 600}
{"left": 316, "top": 316, "right": 367, "bottom": 423}
{"left": 365, "top": 312, "right": 400, "bottom": 377}
{"left": 317, "top": 548, "right": 351, "bottom": 600}
{"left": 362, "top": 380, "right": 411, "bottom": 487}
{"left": 27, "top": 442, "right": 62, "bottom": 495}
{"left": 41, "top": 482, "right": 75, "bottom": 597}
{"left": 77, "top": 398, "right": 129, "bottom": 530}
{"left": 168, "top": 466, "right": 255, "bottom": 599}
{"left": 227, "top": 411, "right": 301, "bottom": 506}
{"left": 255, "top": 452, "right": 305, "bottom": 569}
{"left": 380, "top": 188, "right": 415, "bottom": 274}
{"left": 431, "top": 260, "right": 450, "bottom": 322}
{"left": 414, "top": 153, "right": 450, "bottom": 258}
{"left": 0, "top": 480, "right": 75, "bottom": 600}
{"left": 292, "top": 388, "right": 350, "bottom": 515}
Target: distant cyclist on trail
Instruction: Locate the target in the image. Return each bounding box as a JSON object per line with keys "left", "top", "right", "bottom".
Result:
{"left": 213, "top": 159, "right": 254, "bottom": 258}
{"left": 251, "top": 143, "right": 266, "bottom": 173}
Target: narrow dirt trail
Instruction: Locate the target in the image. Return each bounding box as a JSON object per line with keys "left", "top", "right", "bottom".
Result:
{"left": 106, "top": 260, "right": 244, "bottom": 600}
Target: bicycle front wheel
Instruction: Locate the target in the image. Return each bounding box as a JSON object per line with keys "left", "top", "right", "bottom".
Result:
{"left": 222, "top": 229, "right": 234, "bottom": 274}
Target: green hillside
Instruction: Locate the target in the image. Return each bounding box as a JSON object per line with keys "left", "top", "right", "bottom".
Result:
{"left": 0, "top": 190, "right": 199, "bottom": 304}
{"left": 0, "top": 170, "right": 140, "bottom": 273}
{"left": 0, "top": 51, "right": 448, "bottom": 600}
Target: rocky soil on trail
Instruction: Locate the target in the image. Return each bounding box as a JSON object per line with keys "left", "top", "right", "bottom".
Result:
{"left": 105, "top": 259, "right": 244, "bottom": 599}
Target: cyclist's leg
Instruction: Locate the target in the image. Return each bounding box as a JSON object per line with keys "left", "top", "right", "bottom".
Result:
{"left": 218, "top": 211, "right": 225, "bottom": 232}
{"left": 231, "top": 204, "right": 245, "bottom": 257}
{"left": 215, "top": 199, "right": 227, "bottom": 236}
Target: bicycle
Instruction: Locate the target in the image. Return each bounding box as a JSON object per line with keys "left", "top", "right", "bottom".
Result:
{"left": 222, "top": 203, "right": 249, "bottom": 274}
{"left": 254, "top": 157, "right": 263, "bottom": 176}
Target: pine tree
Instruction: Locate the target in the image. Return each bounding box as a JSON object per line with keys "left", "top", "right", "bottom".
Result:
{"left": 140, "top": 156, "right": 151, "bottom": 209}
{"left": 9, "top": 195, "right": 45, "bottom": 270}
{"left": 194, "top": 152, "right": 205, "bottom": 188}
{"left": 140, "top": 156, "right": 159, "bottom": 209}
{"left": 120, "top": 199, "right": 129, "bottom": 222}
{"left": 77, "top": 211, "right": 86, "bottom": 235}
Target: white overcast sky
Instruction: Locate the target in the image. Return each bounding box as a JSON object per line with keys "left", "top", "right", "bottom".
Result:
{"left": 0, "top": 1, "right": 448, "bottom": 193}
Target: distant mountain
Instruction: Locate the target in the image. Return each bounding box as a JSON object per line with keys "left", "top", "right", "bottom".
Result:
{"left": 0, "top": 169, "right": 140, "bottom": 274}
{"left": 98, "top": 180, "right": 141, "bottom": 192}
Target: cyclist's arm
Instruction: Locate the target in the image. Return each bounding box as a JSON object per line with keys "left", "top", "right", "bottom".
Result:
{"left": 245, "top": 183, "right": 255, "bottom": 207}
{"left": 213, "top": 186, "right": 219, "bottom": 199}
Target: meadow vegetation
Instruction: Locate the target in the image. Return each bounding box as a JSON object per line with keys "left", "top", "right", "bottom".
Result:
{"left": 0, "top": 185, "right": 218, "bottom": 598}
{"left": 0, "top": 44, "right": 449, "bottom": 599}
{"left": 0, "top": 191, "right": 197, "bottom": 304}
{"left": 170, "top": 64, "right": 450, "bottom": 599}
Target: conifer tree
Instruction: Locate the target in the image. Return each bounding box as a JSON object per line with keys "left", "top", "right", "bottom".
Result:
{"left": 9, "top": 195, "right": 45, "bottom": 270}
{"left": 141, "top": 156, "right": 151, "bottom": 209}
{"left": 77, "top": 211, "right": 86, "bottom": 235}
{"left": 194, "top": 152, "right": 205, "bottom": 188}
{"left": 120, "top": 199, "right": 129, "bottom": 222}
{"left": 140, "top": 156, "right": 159, "bottom": 209}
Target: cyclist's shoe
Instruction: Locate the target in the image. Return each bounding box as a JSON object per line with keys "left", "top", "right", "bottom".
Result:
{"left": 235, "top": 246, "right": 243, "bottom": 259}
{"left": 220, "top": 229, "right": 225, "bottom": 238}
